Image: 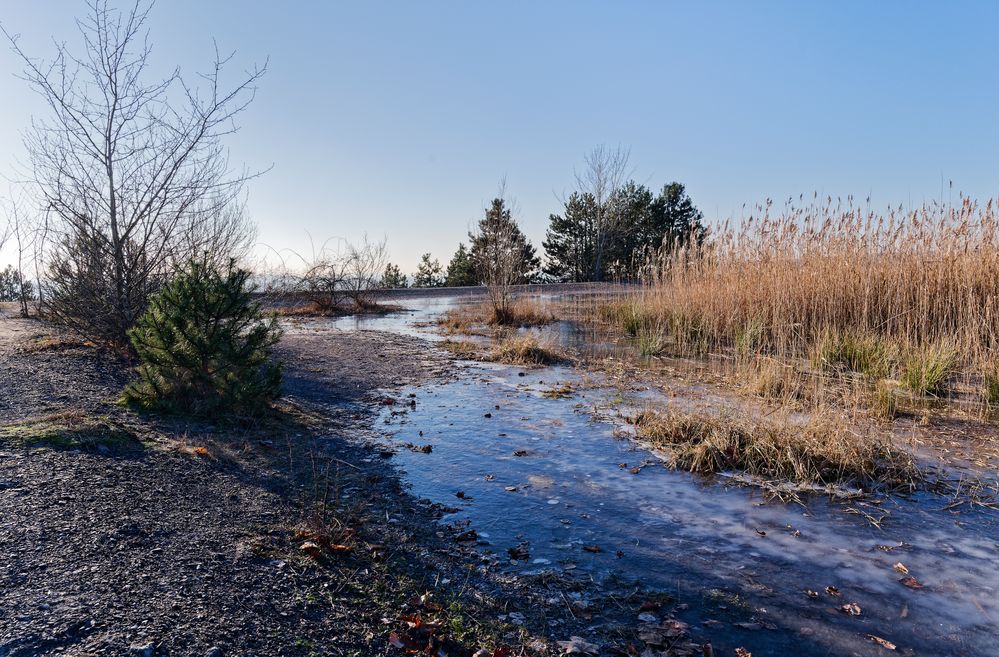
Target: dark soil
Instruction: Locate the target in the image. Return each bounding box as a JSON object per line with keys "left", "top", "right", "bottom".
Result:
{"left": 0, "top": 313, "right": 695, "bottom": 657}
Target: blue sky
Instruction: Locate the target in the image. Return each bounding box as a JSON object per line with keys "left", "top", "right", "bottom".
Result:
{"left": 2, "top": 1, "right": 998, "bottom": 273}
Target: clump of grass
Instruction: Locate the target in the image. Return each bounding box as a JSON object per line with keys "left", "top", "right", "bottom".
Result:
{"left": 631, "top": 409, "right": 918, "bottom": 489}
{"left": 899, "top": 341, "right": 958, "bottom": 397}
{"left": 490, "top": 335, "right": 564, "bottom": 366}
{"left": 490, "top": 297, "right": 555, "bottom": 327}
{"left": 439, "top": 339, "right": 481, "bottom": 359}
{"left": 437, "top": 307, "right": 476, "bottom": 334}
{"left": 439, "top": 298, "right": 554, "bottom": 334}
{"left": 983, "top": 361, "right": 999, "bottom": 407}
{"left": 811, "top": 330, "right": 900, "bottom": 380}
{"left": 871, "top": 380, "right": 900, "bottom": 420}
{"left": 735, "top": 318, "right": 765, "bottom": 359}
{"left": 743, "top": 357, "right": 809, "bottom": 403}
{"left": 638, "top": 330, "right": 668, "bottom": 357}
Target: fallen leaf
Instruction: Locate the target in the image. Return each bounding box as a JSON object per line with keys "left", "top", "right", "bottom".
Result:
{"left": 556, "top": 635, "right": 599, "bottom": 655}
{"left": 299, "top": 541, "right": 322, "bottom": 557}
{"left": 840, "top": 602, "right": 862, "bottom": 616}
{"left": 825, "top": 586, "right": 841, "bottom": 597}
{"left": 735, "top": 649, "right": 752, "bottom": 657}
{"left": 582, "top": 544, "right": 602, "bottom": 553}
{"left": 866, "top": 634, "right": 897, "bottom": 650}
{"left": 193, "top": 446, "right": 208, "bottom": 456}
{"left": 805, "top": 590, "right": 819, "bottom": 599}
{"left": 892, "top": 562, "right": 908, "bottom": 574}
{"left": 899, "top": 576, "right": 924, "bottom": 589}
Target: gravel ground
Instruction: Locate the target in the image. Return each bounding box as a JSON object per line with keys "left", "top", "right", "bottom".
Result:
{"left": 0, "top": 312, "right": 687, "bottom": 657}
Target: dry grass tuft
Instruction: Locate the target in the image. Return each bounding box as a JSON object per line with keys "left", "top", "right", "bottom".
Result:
{"left": 439, "top": 298, "right": 555, "bottom": 334}
{"left": 631, "top": 409, "right": 919, "bottom": 489}
{"left": 490, "top": 335, "right": 565, "bottom": 366}
{"left": 439, "top": 338, "right": 481, "bottom": 359}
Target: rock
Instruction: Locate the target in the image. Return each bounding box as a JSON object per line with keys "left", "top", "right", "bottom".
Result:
{"left": 206, "top": 648, "right": 222, "bottom": 657}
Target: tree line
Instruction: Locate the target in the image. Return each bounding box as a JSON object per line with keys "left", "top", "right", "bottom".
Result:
{"left": 382, "top": 147, "right": 705, "bottom": 288}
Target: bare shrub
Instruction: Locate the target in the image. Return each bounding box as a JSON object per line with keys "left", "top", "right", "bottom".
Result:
{"left": 2, "top": 0, "right": 264, "bottom": 345}
{"left": 292, "top": 236, "right": 388, "bottom": 313}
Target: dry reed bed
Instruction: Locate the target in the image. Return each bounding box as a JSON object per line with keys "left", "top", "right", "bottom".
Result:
{"left": 602, "top": 197, "right": 999, "bottom": 406}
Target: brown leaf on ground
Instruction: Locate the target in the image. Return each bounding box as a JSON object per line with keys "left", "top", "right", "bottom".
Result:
{"left": 839, "top": 602, "right": 862, "bottom": 616}
{"left": 825, "top": 586, "right": 841, "bottom": 597}
{"left": 900, "top": 576, "right": 924, "bottom": 589}
{"left": 892, "top": 562, "right": 908, "bottom": 574}
{"left": 735, "top": 648, "right": 752, "bottom": 657}
{"left": 582, "top": 544, "right": 602, "bottom": 553}
{"left": 867, "top": 634, "right": 897, "bottom": 650}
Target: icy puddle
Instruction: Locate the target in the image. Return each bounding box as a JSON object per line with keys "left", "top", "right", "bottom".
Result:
{"left": 379, "top": 362, "right": 999, "bottom": 657}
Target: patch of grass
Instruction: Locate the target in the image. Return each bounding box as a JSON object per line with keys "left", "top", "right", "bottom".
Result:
{"left": 490, "top": 297, "right": 555, "bottom": 327}
{"left": 900, "top": 341, "right": 958, "bottom": 397}
{"left": 811, "top": 330, "right": 900, "bottom": 380}
{"left": 743, "top": 358, "right": 808, "bottom": 403}
{"left": 438, "top": 298, "right": 555, "bottom": 334}
{"left": 0, "top": 411, "right": 138, "bottom": 452}
{"left": 439, "top": 339, "right": 481, "bottom": 359}
{"left": 984, "top": 362, "right": 999, "bottom": 407}
{"left": 631, "top": 409, "right": 918, "bottom": 489}
{"left": 735, "top": 318, "right": 765, "bottom": 359}
{"left": 637, "top": 330, "right": 667, "bottom": 357}
{"left": 871, "top": 380, "right": 900, "bottom": 420}
{"left": 490, "top": 335, "right": 565, "bottom": 366}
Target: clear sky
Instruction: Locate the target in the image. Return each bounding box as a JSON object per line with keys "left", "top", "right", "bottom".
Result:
{"left": 2, "top": 1, "right": 998, "bottom": 273}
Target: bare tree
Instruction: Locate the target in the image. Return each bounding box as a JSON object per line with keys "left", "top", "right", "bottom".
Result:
{"left": 291, "top": 235, "right": 388, "bottom": 313}
{"left": 1, "top": 191, "right": 38, "bottom": 317}
{"left": 2, "top": 0, "right": 265, "bottom": 345}
{"left": 341, "top": 235, "right": 388, "bottom": 308}
{"left": 574, "top": 145, "right": 631, "bottom": 281}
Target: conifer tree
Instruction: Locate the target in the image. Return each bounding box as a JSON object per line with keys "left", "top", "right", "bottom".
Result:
{"left": 469, "top": 198, "right": 540, "bottom": 284}
{"left": 380, "top": 262, "right": 409, "bottom": 288}
{"left": 124, "top": 258, "right": 282, "bottom": 415}
{"left": 445, "top": 243, "right": 477, "bottom": 286}
{"left": 413, "top": 253, "right": 445, "bottom": 288}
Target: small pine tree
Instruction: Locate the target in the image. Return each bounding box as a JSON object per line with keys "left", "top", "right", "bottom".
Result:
{"left": 381, "top": 262, "right": 409, "bottom": 288}
{"left": 445, "top": 243, "right": 477, "bottom": 286}
{"left": 413, "top": 253, "right": 445, "bottom": 288}
{"left": 124, "top": 258, "right": 282, "bottom": 416}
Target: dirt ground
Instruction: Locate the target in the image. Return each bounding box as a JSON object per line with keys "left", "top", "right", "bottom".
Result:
{"left": 0, "top": 307, "right": 698, "bottom": 657}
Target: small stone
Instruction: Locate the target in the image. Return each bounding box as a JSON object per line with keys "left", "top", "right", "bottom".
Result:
{"left": 206, "top": 648, "right": 222, "bottom": 657}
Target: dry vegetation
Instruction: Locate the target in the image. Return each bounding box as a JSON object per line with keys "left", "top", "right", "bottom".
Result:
{"left": 602, "top": 197, "right": 999, "bottom": 411}
{"left": 490, "top": 335, "right": 564, "bottom": 366}
{"left": 438, "top": 297, "right": 555, "bottom": 333}
{"left": 631, "top": 408, "right": 919, "bottom": 490}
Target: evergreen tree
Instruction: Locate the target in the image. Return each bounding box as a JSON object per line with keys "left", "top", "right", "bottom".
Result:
{"left": 543, "top": 192, "right": 597, "bottom": 283}
{"left": 380, "top": 262, "right": 409, "bottom": 288}
{"left": 124, "top": 258, "right": 282, "bottom": 416}
{"left": 445, "top": 243, "right": 477, "bottom": 286}
{"left": 0, "top": 266, "right": 33, "bottom": 303}
{"left": 542, "top": 181, "right": 705, "bottom": 281}
{"left": 469, "top": 198, "right": 540, "bottom": 284}
{"left": 413, "top": 253, "right": 445, "bottom": 288}
{"left": 653, "top": 182, "right": 706, "bottom": 250}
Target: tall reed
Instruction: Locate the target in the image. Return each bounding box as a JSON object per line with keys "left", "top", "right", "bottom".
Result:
{"left": 608, "top": 195, "right": 999, "bottom": 398}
